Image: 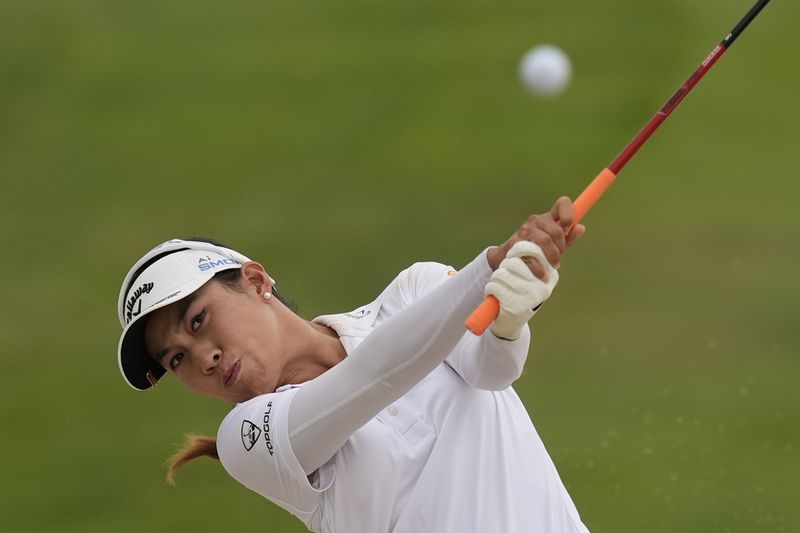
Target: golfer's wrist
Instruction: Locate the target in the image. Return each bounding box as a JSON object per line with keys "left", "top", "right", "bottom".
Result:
{"left": 486, "top": 245, "right": 508, "bottom": 271}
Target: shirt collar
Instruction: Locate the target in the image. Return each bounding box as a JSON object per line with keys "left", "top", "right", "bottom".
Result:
{"left": 311, "top": 298, "right": 382, "bottom": 354}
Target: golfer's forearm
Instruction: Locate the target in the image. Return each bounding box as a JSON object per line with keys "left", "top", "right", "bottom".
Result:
{"left": 447, "top": 324, "right": 530, "bottom": 391}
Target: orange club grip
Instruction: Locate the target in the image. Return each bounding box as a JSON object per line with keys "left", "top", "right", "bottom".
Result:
{"left": 464, "top": 295, "right": 500, "bottom": 335}
{"left": 572, "top": 167, "right": 617, "bottom": 227}
{"left": 464, "top": 167, "right": 617, "bottom": 335}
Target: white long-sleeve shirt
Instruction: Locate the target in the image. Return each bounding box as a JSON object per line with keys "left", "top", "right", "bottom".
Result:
{"left": 217, "top": 251, "right": 589, "bottom": 532}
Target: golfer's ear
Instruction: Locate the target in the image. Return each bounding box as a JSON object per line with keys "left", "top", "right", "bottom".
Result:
{"left": 240, "top": 262, "right": 273, "bottom": 295}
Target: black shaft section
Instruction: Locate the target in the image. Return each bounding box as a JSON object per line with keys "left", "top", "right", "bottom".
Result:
{"left": 724, "top": 0, "right": 771, "bottom": 48}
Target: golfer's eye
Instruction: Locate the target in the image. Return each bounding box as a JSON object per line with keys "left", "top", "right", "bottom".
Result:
{"left": 191, "top": 309, "right": 206, "bottom": 331}
{"left": 170, "top": 353, "right": 185, "bottom": 370}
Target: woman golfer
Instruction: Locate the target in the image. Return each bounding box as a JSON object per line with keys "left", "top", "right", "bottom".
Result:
{"left": 117, "top": 197, "right": 589, "bottom": 532}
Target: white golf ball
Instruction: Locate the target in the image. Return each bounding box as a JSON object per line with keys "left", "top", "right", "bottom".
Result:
{"left": 519, "top": 45, "right": 572, "bottom": 96}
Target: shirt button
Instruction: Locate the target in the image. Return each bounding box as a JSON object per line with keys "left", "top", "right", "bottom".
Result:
{"left": 387, "top": 406, "right": 398, "bottom": 416}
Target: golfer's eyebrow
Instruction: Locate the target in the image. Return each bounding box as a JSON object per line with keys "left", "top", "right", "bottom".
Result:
{"left": 155, "top": 346, "right": 170, "bottom": 363}
{"left": 152, "top": 293, "right": 198, "bottom": 364}
{"left": 176, "top": 293, "right": 197, "bottom": 328}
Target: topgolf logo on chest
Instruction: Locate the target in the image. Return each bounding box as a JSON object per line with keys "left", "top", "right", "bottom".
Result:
{"left": 197, "top": 255, "right": 237, "bottom": 272}
{"left": 241, "top": 420, "right": 261, "bottom": 451}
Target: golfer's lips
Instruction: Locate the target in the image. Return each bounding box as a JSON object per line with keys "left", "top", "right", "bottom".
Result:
{"left": 224, "top": 360, "right": 241, "bottom": 387}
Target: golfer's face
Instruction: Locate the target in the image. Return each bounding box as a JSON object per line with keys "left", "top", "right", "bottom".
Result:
{"left": 144, "top": 279, "right": 281, "bottom": 402}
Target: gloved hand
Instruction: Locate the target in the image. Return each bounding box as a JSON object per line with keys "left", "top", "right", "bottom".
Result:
{"left": 485, "top": 240, "right": 559, "bottom": 340}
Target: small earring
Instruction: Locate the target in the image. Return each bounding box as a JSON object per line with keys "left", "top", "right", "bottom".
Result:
{"left": 263, "top": 291, "right": 272, "bottom": 300}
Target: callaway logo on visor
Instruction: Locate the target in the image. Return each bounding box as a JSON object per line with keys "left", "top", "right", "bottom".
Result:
{"left": 125, "top": 282, "right": 154, "bottom": 324}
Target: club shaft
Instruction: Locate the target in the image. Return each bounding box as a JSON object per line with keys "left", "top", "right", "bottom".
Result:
{"left": 465, "top": 0, "right": 773, "bottom": 336}
{"left": 726, "top": 0, "right": 772, "bottom": 47}
{"left": 610, "top": 0, "right": 770, "bottom": 174}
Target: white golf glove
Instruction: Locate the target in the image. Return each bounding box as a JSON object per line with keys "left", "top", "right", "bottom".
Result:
{"left": 485, "top": 241, "right": 559, "bottom": 340}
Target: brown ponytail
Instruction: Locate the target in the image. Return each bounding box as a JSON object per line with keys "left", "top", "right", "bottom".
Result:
{"left": 165, "top": 434, "right": 219, "bottom": 485}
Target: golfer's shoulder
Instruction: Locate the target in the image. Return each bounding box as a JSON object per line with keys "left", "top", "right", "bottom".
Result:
{"left": 216, "top": 388, "right": 321, "bottom": 511}
{"left": 383, "top": 260, "right": 457, "bottom": 305}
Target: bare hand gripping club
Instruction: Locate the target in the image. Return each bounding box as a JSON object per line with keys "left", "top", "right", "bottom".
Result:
{"left": 466, "top": 0, "right": 773, "bottom": 335}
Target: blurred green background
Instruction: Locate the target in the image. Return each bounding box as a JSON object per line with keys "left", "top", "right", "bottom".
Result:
{"left": 1, "top": 0, "right": 797, "bottom": 531}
